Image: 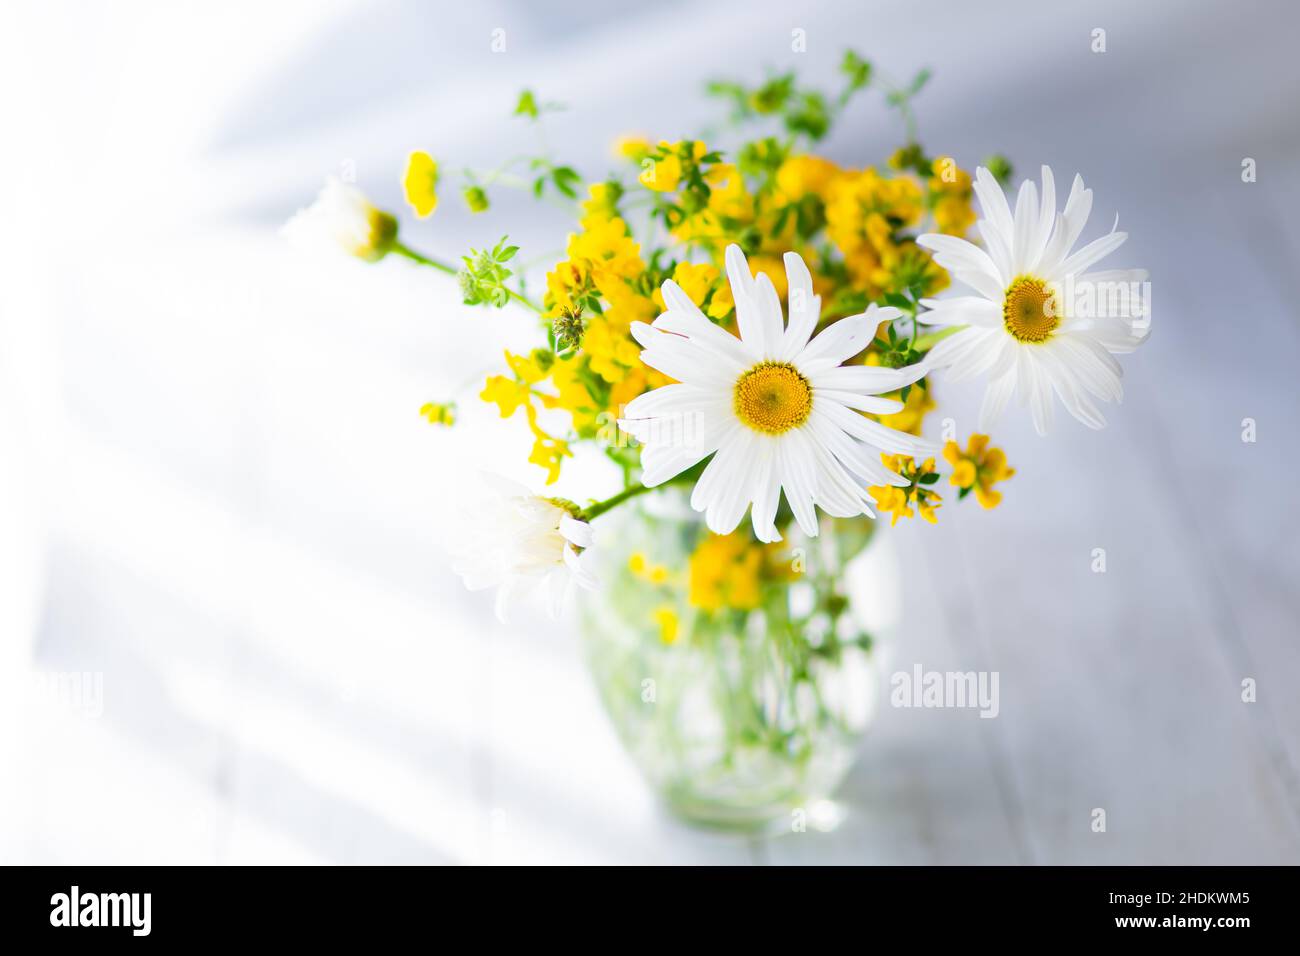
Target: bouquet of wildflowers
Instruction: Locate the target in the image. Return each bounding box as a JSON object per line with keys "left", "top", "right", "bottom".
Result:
{"left": 285, "top": 51, "right": 1149, "bottom": 824}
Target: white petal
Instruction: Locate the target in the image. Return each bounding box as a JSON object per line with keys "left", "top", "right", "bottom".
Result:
{"left": 922, "top": 326, "right": 988, "bottom": 372}
{"left": 974, "top": 167, "right": 1015, "bottom": 241}
{"left": 563, "top": 544, "right": 599, "bottom": 591}
{"left": 1050, "top": 334, "right": 1124, "bottom": 403}
{"left": 559, "top": 515, "right": 593, "bottom": 549}
{"left": 916, "top": 233, "right": 1002, "bottom": 283}
{"left": 977, "top": 218, "right": 1013, "bottom": 283}
{"left": 750, "top": 444, "right": 782, "bottom": 543}
{"left": 707, "top": 432, "right": 759, "bottom": 534}
{"left": 813, "top": 389, "right": 905, "bottom": 415}
{"left": 1019, "top": 350, "right": 1055, "bottom": 436}
{"left": 809, "top": 362, "right": 926, "bottom": 393}
{"left": 1029, "top": 165, "right": 1056, "bottom": 272}
{"left": 946, "top": 331, "right": 1013, "bottom": 384}
{"left": 953, "top": 267, "right": 1005, "bottom": 303}
{"left": 725, "top": 244, "right": 769, "bottom": 354}
{"left": 978, "top": 368, "right": 1017, "bottom": 431}
{"left": 1037, "top": 347, "right": 1107, "bottom": 430}
{"left": 807, "top": 409, "right": 909, "bottom": 488}
{"left": 637, "top": 337, "right": 738, "bottom": 387}
{"left": 818, "top": 399, "right": 936, "bottom": 457}
{"left": 1059, "top": 230, "right": 1127, "bottom": 277}
{"left": 799, "top": 307, "right": 897, "bottom": 372}
{"left": 752, "top": 271, "right": 786, "bottom": 359}
{"left": 777, "top": 428, "right": 822, "bottom": 536}
{"left": 656, "top": 282, "right": 754, "bottom": 366}
{"left": 918, "top": 296, "right": 1000, "bottom": 327}
{"left": 780, "top": 251, "right": 821, "bottom": 359}
{"left": 1011, "top": 178, "right": 1039, "bottom": 273}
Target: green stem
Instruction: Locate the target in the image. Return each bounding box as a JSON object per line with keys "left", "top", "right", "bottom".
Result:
{"left": 391, "top": 241, "right": 457, "bottom": 274}
{"left": 392, "top": 241, "right": 544, "bottom": 314}
{"left": 505, "top": 287, "right": 544, "bottom": 314}
{"left": 912, "top": 324, "right": 965, "bottom": 353}
{"left": 579, "top": 482, "right": 654, "bottom": 522}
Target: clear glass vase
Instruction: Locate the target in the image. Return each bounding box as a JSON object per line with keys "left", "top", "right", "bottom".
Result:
{"left": 579, "top": 491, "right": 899, "bottom": 833}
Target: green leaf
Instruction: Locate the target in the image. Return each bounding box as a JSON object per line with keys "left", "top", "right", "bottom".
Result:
{"left": 840, "top": 50, "right": 872, "bottom": 90}
{"left": 919, "top": 472, "right": 940, "bottom": 485}
{"left": 984, "top": 154, "right": 1014, "bottom": 186}
{"left": 514, "top": 89, "right": 539, "bottom": 119}
{"left": 551, "top": 166, "right": 581, "bottom": 199}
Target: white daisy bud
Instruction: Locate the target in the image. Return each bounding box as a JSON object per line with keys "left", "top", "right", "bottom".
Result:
{"left": 282, "top": 177, "right": 397, "bottom": 262}
{"left": 449, "top": 477, "right": 597, "bottom": 622}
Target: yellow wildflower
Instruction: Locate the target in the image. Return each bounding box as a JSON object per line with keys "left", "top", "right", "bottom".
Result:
{"left": 544, "top": 259, "right": 589, "bottom": 317}
{"left": 653, "top": 606, "right": 680, "bottom": 645}
{"left": 747, "top": 254, "right": 789, "bottom": 299}
{"left": 614, "top": 135, "right": 652, "bottom": 162}
{"left": 607, "top": 364, "right": 667, "bottom": 417}
{"left": 527, "top": 431, "right": 570, "bottom": 485}
{"left": 504, "top": 350, "right": 547, "bottom": 385}
{"left": 418, "top": 401, "right": 456, "bottom": 426}
{"left": 775, "top": 154, "right": 840, "bottom": 202}
{"left": 640, "top": 140, "right": 707, "bottom": 193}
{"left": 928, "top": 156, "right": 977, "bottom": 236}
{"left": 401, "top": 150, "right": 439, "bottom": 218}
{"left": 944, "top": 434, "right": 1015, "bottom": 509}
{"left": 546, "top": 356, "right": 601, "bottom": 434}
{"left": 688, "top": 531, "right": 765, "bottom": 611}
{"left": 869, "top": 455, "right": 942, "bottom": 526}
{"left": 580, "top": 182, "right": 622, "bottom": 228}
{"left": 825, "top": 168, "right": 932, "bottom": 295}
{"left": 874, "top": 384, "right": 935, "bottom": 436}
{"left": 480, "top": 375, "right": 530, "bottom": 418}
{"left": 704, "top": 163, "right": 751, "bottom": 220}
{"left": 671, "top": 261, "right": 718, "bottom": 307}
{"left": 630, "top": 552, "right": 672, "bottom": 585}
{"left": 707, "top": 282, "right": 734, "bottom": 320}
{"left": 567, "top": 216, "right": 644, "bottom": 280}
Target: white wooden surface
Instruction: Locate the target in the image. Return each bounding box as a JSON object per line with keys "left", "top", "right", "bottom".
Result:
{"left": 2, "top": 0, "right": 1298, "bottom": 865}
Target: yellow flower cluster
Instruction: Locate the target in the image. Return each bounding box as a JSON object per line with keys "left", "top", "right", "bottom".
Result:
{"left": 944, "top": 435, "right": 1015, "bottom": 508}
{"left": 688, "top": 532, "right": 766, "bottom": 611}
{"left": 480, "top": 350, "right": 572, "bottom": 484}
{"left": 928, "top": 156, "right": 978, "bottom": 236}
{"left": 874, "top": 383, "right": 935, "bottom": 436}
{"left": 869, "top": 455, "right": 942, "bottom": 525}
{"left": 418, "top": 401, "right": 456, "bottom": 426}
{"left": 685, "top": 531, "right": 795, "bottom": 612}
{"left": 464, "top": 120, "right": 980, "bottom": 502}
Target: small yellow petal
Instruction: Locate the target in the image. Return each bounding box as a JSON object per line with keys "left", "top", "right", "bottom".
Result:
{"left": 402, "top": 150, "right": 439, "bottom": 218}
{"left": 950, "top": 459, "right": 977, "bottom": 489}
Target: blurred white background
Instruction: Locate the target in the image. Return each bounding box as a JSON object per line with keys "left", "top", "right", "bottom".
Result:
{"left": 2, "top": 0, "right": 1298, "bottom": 864}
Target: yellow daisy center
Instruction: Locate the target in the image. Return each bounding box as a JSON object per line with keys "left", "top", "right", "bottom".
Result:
{"left": 733, "top": 361, "right": 813, "bottom": 435}
{"left": 1003, "top": 275, "right": 1061, "bottom": 344}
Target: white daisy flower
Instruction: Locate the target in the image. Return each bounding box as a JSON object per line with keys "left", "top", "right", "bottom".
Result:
{"left": 618, "top": 245, "right": 932, "bottom": 543}
{"left": 450, "top": 477, "right": 597, "bottom": 621}
{"left": 282, "top": 177, "right": 397, "bottom": 262}
{"left": 916, "top": 165, "right": 1150, "bottom": 435}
